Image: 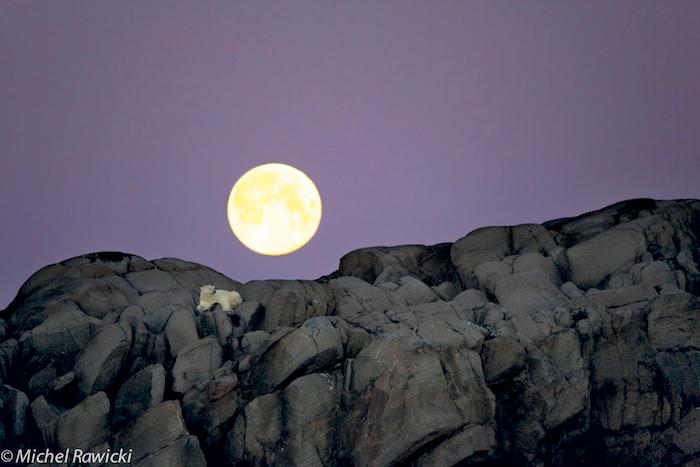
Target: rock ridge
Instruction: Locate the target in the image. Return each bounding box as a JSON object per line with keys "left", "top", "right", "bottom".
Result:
{"left": 0, "top": 198, "right": 699, "bottom": 466}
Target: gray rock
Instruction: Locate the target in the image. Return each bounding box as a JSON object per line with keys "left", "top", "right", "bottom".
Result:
{"left": 0, "top": 339, "right": 18, "bottom": 384}
{"left": 347, "top": 336, "right": 494, "bottom": 466}
{"left": 330, "top": 276, "right": 394, "bottom": 322}
{"left": 451, "top": 227, "right": 511, "bottom": 288}
{"left": 171, "top": 337, "right": 223, "bottom": 394}
{"left": 74, "top": 321, "right": 132, "bottom": 396}
{"left": 394, "top": 276, "right": 439, "bottom": 305}
{"left": 260, "top": 281, "right": 335, "bottom": 332}
{"left": 19, "top": 306, "right": 100, "bottom": 358}
{"left": 3, "top": 199, "right": 700, "bottom": 467}
{"left": 126, "top": 269, "right": 180, "bottom": 293}
{"left": 480, "top": 336, "right": 526, "bottom": 383}
{"left": 512, "top": 223, "right": 557, "bottom": 255}
{"left": 513, "top": 253, "right": 561, "bottom": 286}
{"left": 560, "top": 281, "right": 584, "bottom": 298}
{"left": 165, "top": 309, "right": 199, "bottom": 357}
{"left": 30, "top": 395, "right": 62, "bottom": 446}
{"left": 648, "top": 292, "right": 700, "bottom": 351}
{"left": 567, "top": 228, "right": 647, "bottom": 289}
{"left": 451, "top": 288, "right": 488, "bottom": 310}
{"left": 251, "top": 317, "right": 345, "bottom": 393}
{"left": 115, "top": 400, "right": 205, "bottom": 466}
{"left": 413, "top": 424, "right": 495, "bottom": 467}
{"left": 234, "top": 301, "right": 264, "bottom": 331}
{"left": 228, "top": 393, "right": 282, "bottom": 465}
{"left": 114, "top": 364, "right": 165, "bottom": 426}
{"left": 56, "top": 391, "right": 110, "bottom": 450}
{"left": 339, "top": 243, "right": 454, "bottom": 286}
{"left": 0, "top": 385, "right": 29, "bottom": 439}
{"left": 586, "top": 285, "right": 656, "bottom": 308}
{"left": 282, "top": 372, "right": 340, "bottom": 466}
{"left": 431, "top": 280, "right": 461, "bottom": 301}
{"left": 494, "top": 271, "right": 566, "bottom": 314}
{"left": 672, "top": 407, "right": 700, "bottom": 456}
{"left": 474, "top": 261, "right": 512, "bottom": 295}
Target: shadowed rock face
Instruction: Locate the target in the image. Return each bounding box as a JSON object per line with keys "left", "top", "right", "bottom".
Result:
{"left": 1, "top": 198, "right": 699, "bottom": 466}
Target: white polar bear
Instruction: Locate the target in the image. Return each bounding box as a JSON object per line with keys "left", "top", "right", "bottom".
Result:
{"left": 197, "top": 285, "right": 243, "bottom": 312}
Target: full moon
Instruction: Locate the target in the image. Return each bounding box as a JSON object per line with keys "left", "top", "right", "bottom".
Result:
{"left": 227, "top": 163, "right": 322, "bottom": 256}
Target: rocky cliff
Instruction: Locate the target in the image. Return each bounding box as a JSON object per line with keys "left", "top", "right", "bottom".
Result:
{"left": 1, "top": 198, "right": 699, "bottom": 466}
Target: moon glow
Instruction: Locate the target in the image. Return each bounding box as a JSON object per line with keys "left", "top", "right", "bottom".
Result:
{"left": 227, "top": 163, "right": 322, "bottom": 256}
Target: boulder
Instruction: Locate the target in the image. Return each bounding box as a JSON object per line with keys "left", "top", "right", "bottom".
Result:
{"left": 282, "top": 372, "right": 341, "bottom": 466}
{"left": 451, "top": 227, "right": 511, "bottom": 288}
{"left": 165, "top": 309, "right": 199, "bottom": 357}
{"left": 56, "top": 391, "right": 110, "bottom": 450}
{"left": 228, "top": 393, "right": 282, "bottom": 465}
{"left": 251, "top": 317, "right": 345, "bottom": 393}
{"left": 567, "top": 228, "right": 647, "bottom": 289}
{"left": 480, "top": 336, "right": 526, "bottom": 383}
{"left": 19, "top": 306, "right": 99, "bottom": 358}
{"left": 74, "top": 321, "right": 132, "bottom": 396}
{"left": 474, "top": 261, "right": 512, "bottom": 295}
{"left": 113, "top": 364, "right": 166, "bottom": 426}
{"left": 260, "top": 281, "right": 334, "bottom": 332}
{"left": 339, "top": 243, "right": 454, "bottom": 286}
{"left": 0, "top": 385, "right": 29, "bottom": 440}
{"left": 114, "top": 400, "right": 205, "bottom": 466}
{"left": 394, "top": 276, "right": 440, "bottom": 305}
{"left": 494, "top": 271, "right": 566, "bottom": 314}
{"left": 647, "top": 292, "right": 700, "bottom": 351}
{"left": 171, "top": 337, "right": 223, "bottom": 394}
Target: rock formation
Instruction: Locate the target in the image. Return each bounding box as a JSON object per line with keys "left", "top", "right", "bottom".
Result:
{"left": 1, "top": 198, "right": 699, "bottom": 466}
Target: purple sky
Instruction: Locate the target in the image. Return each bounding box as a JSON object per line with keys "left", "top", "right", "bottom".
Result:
{"left": 2, "top": 1, "right": 699, "bottom": 308}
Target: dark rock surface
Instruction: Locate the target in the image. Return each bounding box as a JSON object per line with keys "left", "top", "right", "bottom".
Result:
{"left": 1, "top": 198, "right": 699, "bottom": 466}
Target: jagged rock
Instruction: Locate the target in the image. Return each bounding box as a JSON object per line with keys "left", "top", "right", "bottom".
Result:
{"left": 74, "top": 321, "right": 132, "bottom": 397}
{"left": 171, "top": 337, "right": 223, "bottom": 395}
{"left": 56, "top": 391, "right": 110, "bottom": 450}
{"left": 113, "top": 364, "right": 165, "bottom": 426}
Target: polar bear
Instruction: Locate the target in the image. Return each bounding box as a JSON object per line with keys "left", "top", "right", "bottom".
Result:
{"left": 197, "top": 285, "right": 243, "bottom": 312}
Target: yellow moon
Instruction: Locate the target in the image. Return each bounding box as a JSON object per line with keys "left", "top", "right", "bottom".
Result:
{"left": 227, "top": 163, "right": 322, "bottom": 256}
